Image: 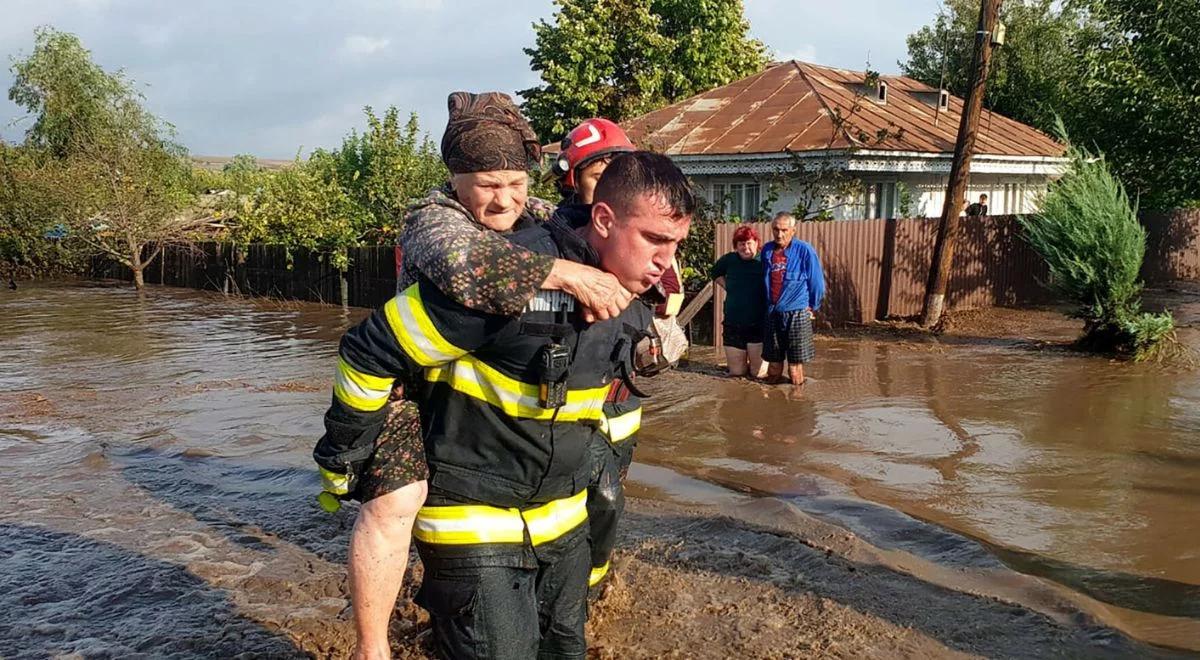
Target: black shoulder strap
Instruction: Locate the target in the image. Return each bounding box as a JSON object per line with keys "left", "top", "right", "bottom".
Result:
{"left": 520, "top": 320, "right": 573, "bottom": 339}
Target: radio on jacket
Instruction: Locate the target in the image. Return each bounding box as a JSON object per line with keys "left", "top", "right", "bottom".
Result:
{"left": 538, "top": 342, "right": 571, "bottom": 408}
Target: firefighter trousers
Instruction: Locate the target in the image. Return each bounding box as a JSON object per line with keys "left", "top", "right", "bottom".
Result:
{"left": 415, "top": 518, "right": 591, "bottom": 659}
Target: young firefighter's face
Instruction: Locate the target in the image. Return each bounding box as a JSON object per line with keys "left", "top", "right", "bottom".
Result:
{"left": 451, "top": 170, "right": 529, "bottom": 231}
{"left": 591, "top": 192, "right": 690, "bottom": 293}
{"left": 573, "top": 158, "right": 610, "bottom": 205}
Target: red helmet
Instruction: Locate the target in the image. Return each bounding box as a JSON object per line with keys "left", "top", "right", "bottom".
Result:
{"left": 553, "top": 118, "right": 635, "bottom": 190}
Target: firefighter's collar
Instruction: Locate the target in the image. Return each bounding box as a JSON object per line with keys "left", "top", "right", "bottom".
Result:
{"left": 547, "top": 204, "right": 600, "bottom": 268}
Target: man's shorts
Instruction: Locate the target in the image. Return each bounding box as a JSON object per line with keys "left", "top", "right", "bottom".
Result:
{"left": 358, "top": 399, "right": 429, "bottom": 502}
{"left": 762, "top": 310, "right": 816, "bottom": 364}
{"left": 722, "top": 322, "right": 764, "bottom": 350}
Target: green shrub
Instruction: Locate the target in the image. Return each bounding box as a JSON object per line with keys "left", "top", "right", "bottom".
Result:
{"left": 1020, "top": 121, "right": 1180, "bottom": 361}
{"left": 231, "top": 106, "right": 446, "bottom": 269}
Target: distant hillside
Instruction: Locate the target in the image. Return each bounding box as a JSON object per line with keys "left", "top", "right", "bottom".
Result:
{"left": 191, "top": 155, "right": 293, "bottom": 172}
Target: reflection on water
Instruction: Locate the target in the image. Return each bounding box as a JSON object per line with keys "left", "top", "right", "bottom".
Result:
{"left": 0, "top": 283, "right": 356, "bottom": 657}
{"left": 2, "top": 282, "right": 1199, "bottom": 652}
{"left": 639, "top": 325, "right": 1200, "bottom": 650}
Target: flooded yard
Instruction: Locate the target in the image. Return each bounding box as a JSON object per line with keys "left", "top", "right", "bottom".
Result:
{"left": 1, "top": 281, "right": 1197, "bottom": 657}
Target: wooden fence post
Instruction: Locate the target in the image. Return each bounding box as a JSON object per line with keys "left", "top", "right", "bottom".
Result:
{"left": 339, "top": 247, "right": 350, "bottom": 311}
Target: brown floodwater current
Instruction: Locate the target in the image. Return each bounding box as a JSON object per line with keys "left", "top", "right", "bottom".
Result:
{"left": 2, "top": 281, "right": 1198, "bottom": 656}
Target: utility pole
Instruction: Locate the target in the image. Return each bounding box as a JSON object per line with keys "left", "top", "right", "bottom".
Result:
{"left": 921, "top": 0, "right": 1004, "bottom": 328}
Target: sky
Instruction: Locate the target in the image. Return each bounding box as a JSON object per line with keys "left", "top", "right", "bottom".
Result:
{"left": 0, "top": 0, "right": 943, "bottom": 159}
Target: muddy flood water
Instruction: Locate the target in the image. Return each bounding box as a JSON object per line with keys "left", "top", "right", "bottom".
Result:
{"left": 2, "top": 281, "right": 1199, "bottom": 658}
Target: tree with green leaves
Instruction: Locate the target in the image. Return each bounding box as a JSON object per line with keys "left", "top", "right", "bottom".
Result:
{"left": 1070, "top": 0, "right": 1200, "bottom": 210}
{"left": 904, "top": 0, "right": 1199, "bottom": 210}
{"left": 902, "top": 0, "right": 1089, "bottom": 136}
{"left": 521, "top": 0, "right": 767, "bottom": 140}
{"left": 330, "top": 106, "right": 446, "bottom": 241}
{"left": 8, "top": 28, "right": 132, "bottom": 159}
{"left": 8, "top": 28, "right": 200, "bottom": 290}
{"left": 676, "top": 192, "right": 719, "bottom": 287}
{"left": 236, "top": 151, "right": 369, "bottom": 271}
{"left": 0, "top": 142, "right": 84, "bottom": 277}
{"left": 235, "top": 106, "right": 446, "bottom": 269}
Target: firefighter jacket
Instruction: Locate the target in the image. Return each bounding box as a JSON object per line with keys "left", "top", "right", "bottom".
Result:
{"left": 314, "top": 206, "right": 654, "bottom": 511}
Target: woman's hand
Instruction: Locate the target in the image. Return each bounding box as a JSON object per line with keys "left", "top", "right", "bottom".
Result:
{"left": 544, "top": 259, "right": 636, "bottom": 322}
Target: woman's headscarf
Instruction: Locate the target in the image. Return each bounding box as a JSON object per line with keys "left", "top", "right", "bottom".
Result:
{"left": 440, "top": 91, "right": 541, "bottom": 174}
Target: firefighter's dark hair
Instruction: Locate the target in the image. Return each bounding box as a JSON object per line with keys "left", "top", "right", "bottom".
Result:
{"left": 593, "top": 151, "right": 696, "bottom": 221}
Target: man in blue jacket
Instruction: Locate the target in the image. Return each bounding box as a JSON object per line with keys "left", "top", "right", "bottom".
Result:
{"left": 761, "top": 212, "right": 825, "bottom": 385}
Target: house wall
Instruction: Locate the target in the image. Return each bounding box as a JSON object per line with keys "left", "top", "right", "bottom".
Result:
{"left": 907, "top": 173, "right": 1049, "bottom": 218}
{"left": 690, "top": 172, "right": 1050, "bottom": 220}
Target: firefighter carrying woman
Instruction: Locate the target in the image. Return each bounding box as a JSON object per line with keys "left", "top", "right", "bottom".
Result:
{"left": 313, "top": 91, "right": 694, "bottom": 659}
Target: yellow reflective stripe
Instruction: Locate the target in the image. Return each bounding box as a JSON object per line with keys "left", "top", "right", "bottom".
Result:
{"left": 588, "top": 561, "right": 610, "bottom": 587}
{"left": 333, "top": 357, "right": 394, "bottom": 412}
{"left": 384, "top": 285, "right": 467, "bottom": 367}
{"left": 663, "top": 292, "right": 685, "bottom": 317}
{"left": 425, "top": 356, "right": 609, "bottom": 421}
{"left": 319, "top": 467, "right": 351, "bottom": 495}
{"left": 522, "top": 490, "right": 588, "bottom": 546}
{"left": 413, "top": 504, "right": 526, "bottom": 545}
{"left": 414, "top": 490, "right": 588, "bottom": 547}
{"left": 599, "top": 407, "right": 642, "bottom": 443}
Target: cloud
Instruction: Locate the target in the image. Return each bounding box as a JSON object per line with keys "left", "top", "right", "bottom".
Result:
{"left": 340, "top": 35, "right": 391, "bottom": 58}
{"left": 72, "top": 0, "right": 116, "bottom": 10}
{"left": 134, "top": 22, "right": 174, "bottom": 49}
{"left": 1, "top": 1, "right": 940, "bottom": 157}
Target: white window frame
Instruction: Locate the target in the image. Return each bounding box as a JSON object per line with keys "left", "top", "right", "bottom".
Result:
{"left": 865, "top": 181, "right": 898, "bottom": 219}
{"left": 710, "top": 181, "right": 763, "bottom": 220}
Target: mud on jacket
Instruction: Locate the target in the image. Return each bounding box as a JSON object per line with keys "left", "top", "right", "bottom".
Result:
{"left": 314, "top": 204, "right": 653, "bottom": 509}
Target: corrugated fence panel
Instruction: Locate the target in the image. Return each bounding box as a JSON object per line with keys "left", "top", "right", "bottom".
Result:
{"left": 885, "top": 217, "right": 937, "bottom": 319}
{"left": 347, "top": 246, "right": 398, "bottom": 309}
{"left": 711, "top": 215, "right": 1071, "bottom": 347}
{"left": 1143, "top": 209, "right": 1200, "bottom": 283}
{"left": 796, "top": 218, "right": 885, "bottom": 325}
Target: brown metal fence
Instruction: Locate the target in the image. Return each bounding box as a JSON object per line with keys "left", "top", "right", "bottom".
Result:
{"left": 711, "top": 212, "right": 1200, "bottom": 347}
{"left": 1141, "top": 209, "right": 1200, "bottom": 283}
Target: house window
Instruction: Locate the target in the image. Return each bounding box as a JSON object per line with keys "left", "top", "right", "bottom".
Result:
{"left": 710, "top": 182, "right": 762, "bottom": 220}
{"left": 876, "top": 80, "right": 889, "bottom": 104}
{"left": 866, "top": 182, "right": 898, "bottom": 219}
{"left": 939, "top": 89, "right": 950, "bottom": 111}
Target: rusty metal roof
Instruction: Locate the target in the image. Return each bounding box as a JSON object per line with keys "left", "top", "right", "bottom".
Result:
{"left": 621, "top": 61, "right": 1063, "bottom": 158}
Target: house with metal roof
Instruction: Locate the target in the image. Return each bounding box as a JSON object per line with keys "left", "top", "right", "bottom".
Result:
{"left": 621, "top": 60, "right": 1067, "bottom": 220}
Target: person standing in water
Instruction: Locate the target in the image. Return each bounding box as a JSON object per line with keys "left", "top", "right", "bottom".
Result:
{"left": 552, "top": 117, "right": 649, "bottom": 590}
{"left": 761, "top": 212, "right": 824, "bottom": 386}
{"left": 712, "top": 224, "right": 767, "bottom": 378}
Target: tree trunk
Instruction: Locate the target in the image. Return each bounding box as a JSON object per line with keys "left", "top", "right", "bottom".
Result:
{"left": 130, "top": 242, "right": 145, "bottom": 291}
